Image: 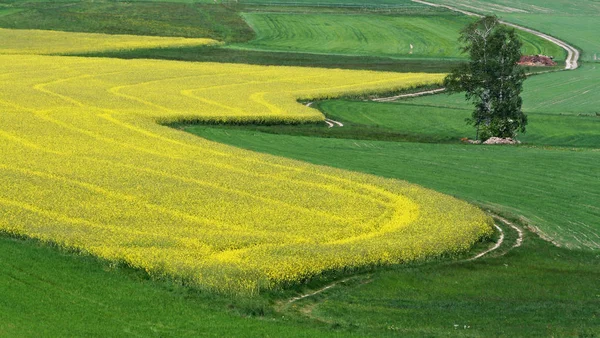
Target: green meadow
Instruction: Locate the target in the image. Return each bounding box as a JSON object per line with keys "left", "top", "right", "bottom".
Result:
{"left": 232, "top": 12, "right": 564, "bottom": 60}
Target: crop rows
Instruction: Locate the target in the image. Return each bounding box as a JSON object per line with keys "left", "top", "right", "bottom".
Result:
{"left": 0, "top": 33, "right": 492, "bottom": 293}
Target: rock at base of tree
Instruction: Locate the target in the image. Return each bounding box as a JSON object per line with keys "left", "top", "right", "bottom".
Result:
{"left": 482, "top": 137, "right": 521, "bottom": 145}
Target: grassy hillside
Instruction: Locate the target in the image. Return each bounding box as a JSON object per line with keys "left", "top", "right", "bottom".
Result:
{"left": 285, "top": 232, "right": 600, "bottom": 336}
{"left": 191, "top": 126, "right": 600, "bottom": 251}
{"left": 235, "top": 13, "right": 471, "bottom": 58}
{"left": 82, "top": 45, "right": 463, "bottom": 73}
{"left": 2, "top": 0, "right": 599, "bottom": 336}
{"left": 0, "top": 235, "right": 352, "bottom": 337}
{"left": 424, "top": 0, "right": 600, "bottom": 62}
{"left": 406, "top": 66, "right": 600, "bottom": 116}
{"left": 0, "top": 1, "right": 566, "bottom": 66}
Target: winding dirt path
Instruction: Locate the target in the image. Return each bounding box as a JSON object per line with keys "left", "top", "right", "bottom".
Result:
{"left": 287, "top": 277, "right": 354, "bottom": 304}
{"left": 372, "top": 88, "right": 446, "bottom": 102}
{"left": 305, "top": 101, "right": 344, "bottom": 127}
{"left": 370, "top": 2, "right": 579, "bottom": 104}
{"left": 286, "top": 213, "right": 524, "bottom": 304}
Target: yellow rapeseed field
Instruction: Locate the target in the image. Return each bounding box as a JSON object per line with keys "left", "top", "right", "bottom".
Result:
{"left": 0, "top": 31, "right": 493, "bottom": 294}
{"left": 0, "top": 28, "right": 219, "bottom": 55}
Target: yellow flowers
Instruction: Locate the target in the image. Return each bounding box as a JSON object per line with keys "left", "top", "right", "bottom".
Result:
{"left": 0, "top": 28, "right": 219, "bottom": 55}
{"left": 0, "top": 30, "right": 492, "bottom": 294}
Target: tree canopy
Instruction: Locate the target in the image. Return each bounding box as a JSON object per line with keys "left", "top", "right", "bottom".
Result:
{"left": 444, "top": 15, "right": 527, "bottom": 140}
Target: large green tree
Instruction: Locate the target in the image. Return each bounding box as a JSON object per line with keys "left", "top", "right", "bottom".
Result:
{"left": 444, "top": 15, "right": 527, "bottom": 140}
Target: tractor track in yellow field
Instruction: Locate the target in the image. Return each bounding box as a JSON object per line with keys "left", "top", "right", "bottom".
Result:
{"left": 284, "top": 212, "right": 524, "bottom": 306}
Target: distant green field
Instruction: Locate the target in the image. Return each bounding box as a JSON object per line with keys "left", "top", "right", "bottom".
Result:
{"left": 0, "top": 8, "right": 22, "bottom": 17}
{"left": 236, "top": 0, "right": 416, "bottom": 4}
{"left": 233, "top": 12, "right": 565, "bottom": 59}
{"left": 0, "top": 1, "right": 569, "bottom": 64}
{"left": 316, "top": 65, "right": 600, "bottom": 147}
{"left": 422, "top": 0, "right": 599, "bottom": 17}
{"left": 117, "top": 0, "right": 423, "bottom": 4}
{"left": 0, "top": 2, "right": 254, "bottom": 42}
{"left": 318, "top": 101, "right": 600, "bottom": 148}
{"left": 424, "top": 0, "right": 600, "bottom": 62}
{"left": 394, "top": 65, "right": 600, "bottom": 116}
{"left": 80, "top": 45, "right": 464, "bottom": 73}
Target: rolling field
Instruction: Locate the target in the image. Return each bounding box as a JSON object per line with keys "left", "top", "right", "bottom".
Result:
{"left": 235, "top": 13, "right": 471, "bottom": 58}
{"left": 82, "top": 45, "right": 464, "bottom": 73}
{"left": 3, "top": 222, "right": 598, "bottom": 337}
{"left": 233, "top": 12, "right": 565, "bottom": 60}
{"left": 424, "top": 0, "right": 600, "bottom": 62}
{"left": 2, "top": 0, "right": 599, "bottom": 336}
{"left": 0, "top": 33, "right": 495, "bottom": 294}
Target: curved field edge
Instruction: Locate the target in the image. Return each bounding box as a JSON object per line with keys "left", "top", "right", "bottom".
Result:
{"left": 0, "top": 50, "right": 492, "bottom": 294}
{"left": 0, "top": 163, "right": 494, "bottom": 294}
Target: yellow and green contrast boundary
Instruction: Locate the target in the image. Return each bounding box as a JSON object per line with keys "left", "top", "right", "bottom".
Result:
{"left": 0, "top": 30, "right": 492, "bottom": 294}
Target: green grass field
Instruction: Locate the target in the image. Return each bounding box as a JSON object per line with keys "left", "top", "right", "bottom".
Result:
{"left": 0, "top": 235, "right": 351, "bottom": 337}
{"left": 232, "top": 12, "right": 565, "bottom": 60}
{"left": 317, "top": 66, "right": 600, "bottom": 147}
{"left": 77, "top": 45, "right": 464, "bottom": 73}
{"left": 286, "top": 232, "right": 600, "bottom": 336}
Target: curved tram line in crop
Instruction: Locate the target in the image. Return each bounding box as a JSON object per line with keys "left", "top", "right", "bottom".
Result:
{"left": 0, "top": 36, "right": 494, "bottom": 294}
{"left": 282, "top": 212, "right": 524, "bottom": 311}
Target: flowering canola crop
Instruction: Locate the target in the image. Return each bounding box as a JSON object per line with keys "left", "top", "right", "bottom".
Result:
{"left": 0, "top": 28, "right": 219, "bottom": 55}
{"left": 0, "top": 32, "right": 492, "bottom": 294}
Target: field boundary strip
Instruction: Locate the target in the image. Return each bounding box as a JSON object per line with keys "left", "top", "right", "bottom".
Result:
{"left": 235, "top": 1, "right": 423, "bottom": 9}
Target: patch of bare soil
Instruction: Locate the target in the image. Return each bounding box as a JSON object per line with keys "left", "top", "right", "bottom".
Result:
{"left": 518, "top": 54, "right": 557, "bottom": 67}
